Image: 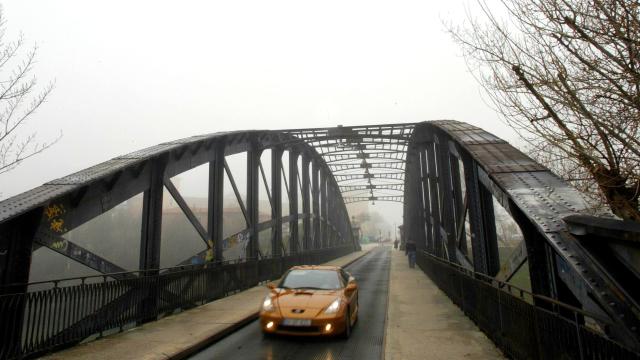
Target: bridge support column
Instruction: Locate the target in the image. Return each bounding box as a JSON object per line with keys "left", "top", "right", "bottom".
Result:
{"left": 419, "top": 145, "right": 433, "bottom": 253}
{"left": 327, "top": 183, "right": 335, "bottom": 248}
{"left": 209, "top": 141, "right": 225, "bottom": 262}
{"left": 426, "top": 141, "right": 443, "bottom": 257}
{"left": 312, "top": 161, "right": 320, "bottom": 250}
{"left": 139, "top": 156, "right": 167, "bottom": 323}
{"left": 405, "top": 144, "right": 427, "bottom": 252}
{"left": 462, "top": 156, "right": 500, "bottom": 276}
{"left": 247, "top": 140, "right": 261, "bottom": 259}
{"left": 512, "top": 208, "right": 558, "bottom": 300}
{"left": 302, "top": 157, "right": 311, "bottom": 251}
{"left": 271, "top": 147, "right": 283, "bottom": 257}
{"left": 320, "top": 170, "right": 328, "bottom": 249}
{"left": 0, "top": 209, "right": 41, "bottom": 357}
{"left": 436, "top": 138, "right": 458, "bottom": 263}
{"left": 448, "top": 148, "right": 467, "bottom": 259}
{"left": 289, "top": 151, "right": 299, "bottom": 254}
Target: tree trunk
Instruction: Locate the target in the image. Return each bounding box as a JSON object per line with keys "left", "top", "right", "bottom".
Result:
{"left": 593, "top": 165, "right": 640, "bottom": 221}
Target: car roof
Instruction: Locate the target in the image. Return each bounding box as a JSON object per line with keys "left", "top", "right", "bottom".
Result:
{"left": 288, "top": 265, "right": 342, "bottom": 271}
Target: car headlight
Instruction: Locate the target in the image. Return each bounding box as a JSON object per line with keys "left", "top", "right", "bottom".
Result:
{"left": 324, "top": 298, "right": 341, "bottom": 314}
{"left": 262, "top": 295, "right": 275, "bottom": 312}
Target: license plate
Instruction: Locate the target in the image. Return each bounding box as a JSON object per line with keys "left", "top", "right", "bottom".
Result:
{"left": 282, "top": 318, "right": 311, "bottom": 327}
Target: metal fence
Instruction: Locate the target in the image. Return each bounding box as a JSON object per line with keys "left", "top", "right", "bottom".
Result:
{"left": 0, "top": 245, "right": 354, "bottom": 359}
{"left": 417, "top": 250, "right": 640, "bottom": 360}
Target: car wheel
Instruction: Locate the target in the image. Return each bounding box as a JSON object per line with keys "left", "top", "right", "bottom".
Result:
{"left": 342, "top": 308, "right": 352, "bottom": 339}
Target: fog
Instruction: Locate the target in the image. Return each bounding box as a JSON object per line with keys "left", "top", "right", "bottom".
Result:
{"left": 0, "top": 0, "right": 518, "bottom": 233}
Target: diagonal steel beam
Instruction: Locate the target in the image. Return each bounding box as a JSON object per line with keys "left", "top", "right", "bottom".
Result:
{"left": 258, "top": 159, "right": 273, "bottom": 210}
{"left": 34, "top": 233, "right": 127, "bottom": 275}
{"left": 163, "top": 178, "right": 208, "bottom": 245}
{"left": 224, "top": 160, "right": 249, "bottom": 225}
{"left": 281, "top": 163, "right": 290, "bottom": 203}
{"left": 494, "top": 241, "right": 528, "bottom": 283}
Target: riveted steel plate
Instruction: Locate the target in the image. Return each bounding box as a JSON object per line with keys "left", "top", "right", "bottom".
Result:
{"left": 430, "top": 120, "right": 480, "bottom": 131}
{"left": 0, "top": 184, "right": 76, "bottom": 223}
{"left": 493, "top": 171, "right": 590, "bottom": 233}
{"left": 116, "top": 143, "right": 184, "bottom": 160}
{"left": 449, "top": 129, "right": 506, "bottom": 145}
{"left": 468, "top": 143, "right": 546, "bottom": 173}
{"left": 165, "top": 133, "right": 219, "bottom": 145}
{"left": 46, "top": 158, "right": 142, "bottom": 186}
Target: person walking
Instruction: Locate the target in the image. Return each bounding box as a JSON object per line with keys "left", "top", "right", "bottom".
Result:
{"left": 405, "top": 241, "right": 416, "bottom": 268}
{"left": 393, "top": 239, "right": 398, "bottom": 250}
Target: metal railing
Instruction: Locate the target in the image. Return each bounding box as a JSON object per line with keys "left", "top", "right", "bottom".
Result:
{"left": 0, "top": 245, "right": 354, "bottom": 359}
{"left": 417, "top": 250, "right": 640, "bottom": 360}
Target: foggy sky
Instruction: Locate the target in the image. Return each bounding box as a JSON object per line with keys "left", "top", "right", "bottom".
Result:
{"left": 0, "top": 0, "right": 517, "bottom": 228}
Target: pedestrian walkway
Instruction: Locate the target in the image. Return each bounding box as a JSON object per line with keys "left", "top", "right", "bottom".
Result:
{"left": 384, "top": 248, "right": 504, "bottom": 360}
{"left": 43, "top": 245, "right": 377, "bottom": 360}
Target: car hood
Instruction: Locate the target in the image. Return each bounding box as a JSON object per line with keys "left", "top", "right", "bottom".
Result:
{"left": 274, "top": 289, "right": 341, "bottom": 310}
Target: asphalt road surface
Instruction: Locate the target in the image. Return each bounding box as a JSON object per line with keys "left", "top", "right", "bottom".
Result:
{"left": 190, "top": 246, "right": 391, "bottom": 360}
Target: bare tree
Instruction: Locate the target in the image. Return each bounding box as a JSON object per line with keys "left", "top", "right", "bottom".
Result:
{"left": 449, "top": 0, "right": 640, "bottom": 221}
{"left": 0, "top": 9, "right": 56, "bottom": 175}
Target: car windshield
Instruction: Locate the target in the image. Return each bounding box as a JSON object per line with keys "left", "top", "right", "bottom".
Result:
{"left": 279, "top": 269, "right": 342, "bottom": 290}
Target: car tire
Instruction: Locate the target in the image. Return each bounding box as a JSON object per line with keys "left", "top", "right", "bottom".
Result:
{"left": 342, "top": 308, "right": 352, "bottom": 339}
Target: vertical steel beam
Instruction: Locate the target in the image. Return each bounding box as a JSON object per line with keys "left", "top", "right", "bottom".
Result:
{"left": 426, "top": 141, "right": 443, "bottom": 257}
{"left": 0, "top": 209, "right": 41, "bottom": 357}
{"left": 449, "top": 151, "right": 467, "bottom": 255}
{"left": 246, "top": 140, "right": 261, "bottom": 259}
{"left": 289, "top": 151, "right": 299, "bottom": 254}
{"left": 402, "top": 162, "right": 411, "bottom": 250}
{"left": 0, "top": 211, "right": 40, "bottom": 288}
{"left": 302, "top": 157, "right": 311, "bottom": 251}
{"left": 140, "top": 157, "right": 166, "bottom": 271}
{"left": 511, "top": 207, "right": 558, "bottom": 299}
{"left": 478, "top": 182, "right": 500, "bottom": 275}
{"left": 139, "top": 156, "right": 167, "bottom": 323}
{"left": 462, "top": 156, "right": 500, "bottom": 275}
{"left": 271, "top": 147, "right": 283, "bottom": 257}
{"left": 209, "top": 141, "right": 225, "bottom": 262}
{"left": 437, "top": 138, "right": 457, "bottom": 262}
{"left": 419, "top": 147, "right": 433, "bottom": 253}
{"left": 327, "top": 186, "right": 338, "bottom": 247}
{"left": 328, "top": 185, "right": 333, "bottom": 248}
{"left": 320, "top": 170, "right": 328, "bottom": 249}
{"left": 312, "top": 161, "right": 320, "bottom": 249}
{"left": 405, "top": 146, "right": 426, "bottom": 251}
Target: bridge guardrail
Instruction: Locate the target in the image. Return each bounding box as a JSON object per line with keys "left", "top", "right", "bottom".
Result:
{"left": 0, "top": 245, "right": 354, "bottom": 360}
{"left": 417, "top": 250, "right": 640, "bottom": 359}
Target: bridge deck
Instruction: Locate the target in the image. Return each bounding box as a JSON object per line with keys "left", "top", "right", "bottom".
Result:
{"left": 42, "top": 245, "right": 503, "bottom": 359}
{"left": 42, "top": 248, "right": 376, "bottom": 360}
{"left": 385, "top": 248, "right": 503, "bottom": 359}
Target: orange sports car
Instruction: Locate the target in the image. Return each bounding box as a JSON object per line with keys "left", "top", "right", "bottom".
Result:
{"left": 259, "top": 265, "right": 359, "bottom": 338}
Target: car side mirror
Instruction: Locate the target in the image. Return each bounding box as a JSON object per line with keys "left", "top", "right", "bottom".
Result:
{"left": 346, "top": 283, "right": 357, "bottom": 292}
{"left": 266, "top": 283, "right": 276, "bottom": 290}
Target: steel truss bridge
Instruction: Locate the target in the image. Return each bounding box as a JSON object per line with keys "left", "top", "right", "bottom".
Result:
{"left": 1, "top": 121, "right": 640, "bottom": 359}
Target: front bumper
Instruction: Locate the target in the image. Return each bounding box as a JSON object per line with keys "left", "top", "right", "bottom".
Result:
{"left": 259, "top": 312, "right": 347, "bottom": 336}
